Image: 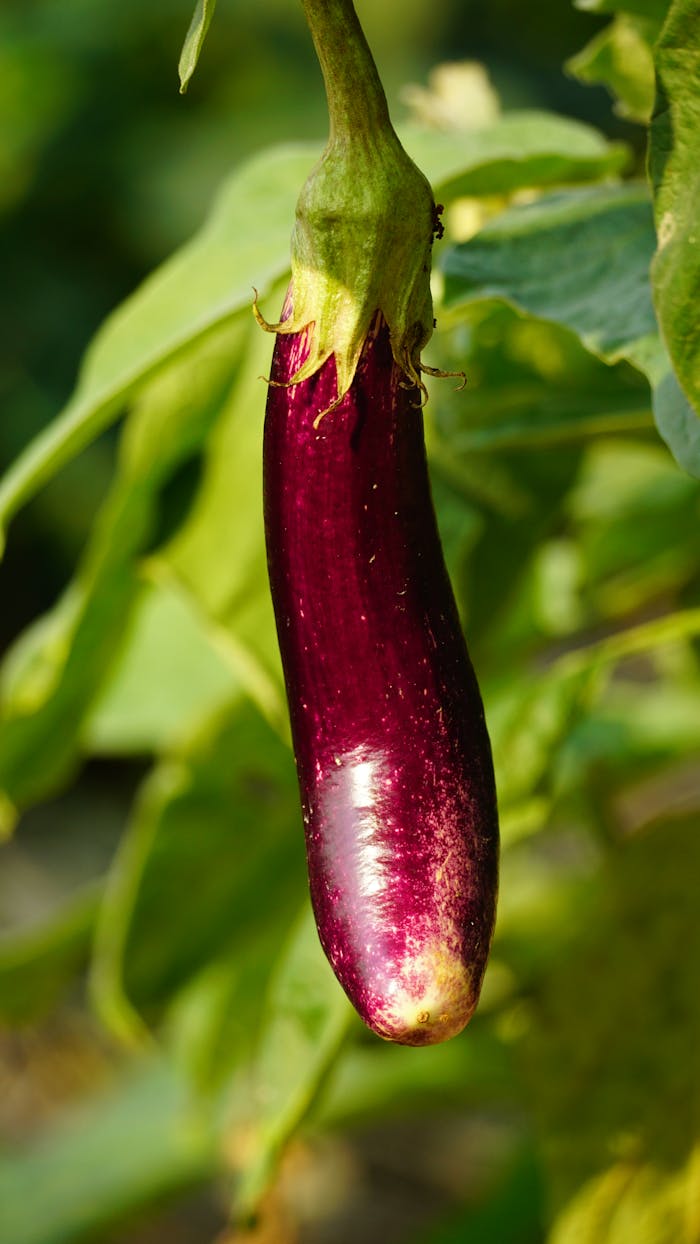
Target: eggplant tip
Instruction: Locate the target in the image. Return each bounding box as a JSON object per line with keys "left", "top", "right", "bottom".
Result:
{"left": 367, "top": 941, "right": 477, "bottom": 1047}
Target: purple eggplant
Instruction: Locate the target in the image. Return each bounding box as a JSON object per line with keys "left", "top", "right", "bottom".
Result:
{"left": 263, "top": 304, "right": 499, "bottom": 1045}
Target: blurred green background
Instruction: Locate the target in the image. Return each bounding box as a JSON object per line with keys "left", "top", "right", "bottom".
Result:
{"left": 1, "top": 1, "right": 698, "bottom": 1243}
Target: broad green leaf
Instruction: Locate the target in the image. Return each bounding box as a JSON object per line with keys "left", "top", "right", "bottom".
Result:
{"left": 0, "top": 883, "right": 98, "bottom": 1024}
{"left": 439, "top": 184, "right": 700, "bottom": 473}
{"left": 230, "top": 905, "right": 353, "bottom": 1225}
{"left": 90, "top": 698, "right": 302, "bottom": 1041}
{"left": 649, "top": 0, "right": 700, "bottom": 442}
{"left": 0, "top": 1058, "right": 217, "bottom": 1244}
{"left": 567, "top": 14, "right": 659, "bottom": 122}
{"left": 0, "top": 321, "right": 246, "bottom": 811}
{"left": 159, "top": 310, "right": 286, "bottom": 729}
{"left": 441, "top": 184, "right": 659, "bottom": 373}
{"left": 0, "top": 144, "right": 314, "bottom": 548}
{"left": 84, "top": 577, "right": 240, "bottom": 756}
{"left": 178, "top": 0, "right": 217, "bottom": 94}
{"left": 403, "top": 112, "right": 628, "bottom": 200}
{"left": 525, "top": 812, "right": 700, "bottom": 1243}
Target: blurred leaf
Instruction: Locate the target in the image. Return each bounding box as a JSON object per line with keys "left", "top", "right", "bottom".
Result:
{"left": 489, "top": 604, "right": 700, "bottom": 820}
{"left": 318, "top": 1027, "right": 516, "bottom": 1127}
{"left": 524, "top": 812, "right": 700, "bottom": 1243}
{"left": 441, "top": 184, "right": 659, "bottom": 373}
{"left": 84, "top": 576, "right": 240, "bottom": 756}
{"left": 0, "top": 883, "right": 98, "bottom": 1024}
{"left": 489, "top": 663, "right": 602, "bottom": 812}
{"left": 159, "top": 309, "right": 286, "bottom": 729}
{"left": 178, "top": 0, "right": 217, "bottom": 94}
{"left": 650, "top": 0, "right": 700, "bottom": 439}
{"left": 165, "top": 926, "right": 286, "bottom": 1095}
{"left": 567, "top": 438, "right": 700, "bottom": 618}
{"left": 0, "top": 143, "right": 313, "bottom": 546}
{"left": 403, "top": 112, "right": 628, "bottom": 199}
{"left": 0, "top": 1058, "right": 217, "bottom": 1244}
{"left": 230, "top": 905, "right": 353, "bottom": 1226}
{"left": 91, "top": 698, "right": 303, "bottom": 1040}
{"left": 652, "top": 367, "right": 700, "bottom": 479}
{"left": 567, "top": 14, "right": 659, "bottom": 122}
{"left": 0, "top": 321, "right": 246, "bottom": 810}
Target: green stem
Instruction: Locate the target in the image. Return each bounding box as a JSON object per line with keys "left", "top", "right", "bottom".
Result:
{"left": 301, "top": 0, "right": 392, "bottom": 143}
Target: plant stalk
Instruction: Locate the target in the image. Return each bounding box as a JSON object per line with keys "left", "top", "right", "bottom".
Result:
{"left": 300, "top": 0, "right": 393, "bottom": 143}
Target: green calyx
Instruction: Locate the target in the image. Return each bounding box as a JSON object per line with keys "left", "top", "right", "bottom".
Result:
{"left": 256, "top": 0, "right": 441, "bottom": 414}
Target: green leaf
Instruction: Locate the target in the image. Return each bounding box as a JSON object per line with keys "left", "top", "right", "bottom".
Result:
{"left": 649, "top": 0, "right": 700, "bottom": 439}
{"left": 0, "top": 143, "right": 314, "bottom": 548}
{"left": 0, "top": 1058, "right": 217, "bottom": 1244}
{"left": 90, "top": 698, "right": 303, "bottom": 1041}
{"left": 230, "top": 905, "right": 353, "bottom": 1225}
{"left": 403, "top": 112, "right": 628, "bottom": 199}
{"left": 159, "top": 310, "right": 286, "bottom": 729}
{"left": 439, "top": 184, "right": 700, "bottom": 473}
{"left": 567, "top": 439, "right": 700, "bottom": 617}
{"left": 178, "top": 0, "right": 217, "bottom": 94}
{"left": 0, "top": 321, "right": 246, "bottom": 810}
{"left": 652, "top": 366, "right": 700, "bottom": 478}
{"left": 84, "top": 577, "right": 240, "bottom": 756}
{"left": 488, "top": 605, "right": 700, "bottom": 814}
{"left": 442, "top": 184, "right": 659, "bottom": 371}
{"left": 567, "top": 14, "right": 659, "bottom": 122}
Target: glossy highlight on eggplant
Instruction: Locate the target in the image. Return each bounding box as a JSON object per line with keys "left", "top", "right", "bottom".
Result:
{"left": 263, "top": 303, "right": 499, "bottom": 1046}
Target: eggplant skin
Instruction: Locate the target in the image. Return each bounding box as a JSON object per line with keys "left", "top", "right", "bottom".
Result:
{"left": 263, "top": 304, "right": 499, "bottom": 1046}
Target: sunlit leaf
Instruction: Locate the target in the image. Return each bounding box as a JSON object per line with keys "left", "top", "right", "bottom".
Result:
{"left": 567, "top": 14, "right": 659, "bottom": 122}
{"left": 84, "top": 577, "right": 239, "bottom": 756}
{"left": 403, "top": 112, "right": 628, "bottom": 199}
{"left": 159, "top": 311, "right": 286, "bottom": 730}
{"left": 0, "top": 322, "right": 246, "bottom": 810}
{"left": 0, "top": 145, "right": 313, "bottom": 547}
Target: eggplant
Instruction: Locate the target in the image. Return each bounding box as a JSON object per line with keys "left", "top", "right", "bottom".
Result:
{"left": 263, "top": 304, "right": 498, "bottom": 1045}
{"left": 259, "top": 0, "right": 498, "bottom": 1044}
